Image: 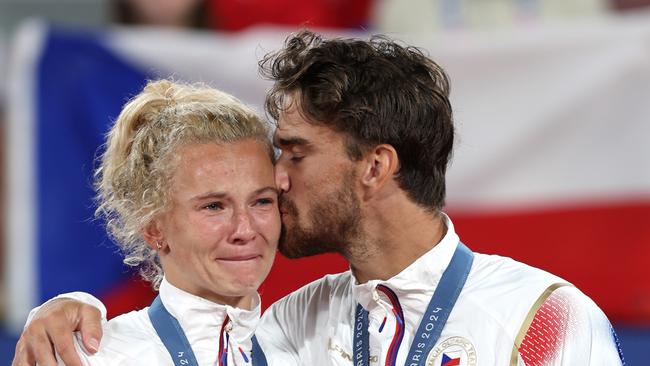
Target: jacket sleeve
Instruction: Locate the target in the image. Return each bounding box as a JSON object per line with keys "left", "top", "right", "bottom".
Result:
{"left": 515, "top": 285, "right": 624, "bottom": 366}
{"left": 26, "top": 292, "right": 108, "bottom": 326}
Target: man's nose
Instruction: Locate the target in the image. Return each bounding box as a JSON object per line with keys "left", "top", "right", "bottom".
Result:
{"left": 274, "top": 164, "right": 290, "bottom": 193}
{"left": 229, "top": 211, "right": 256, "bottom": 244}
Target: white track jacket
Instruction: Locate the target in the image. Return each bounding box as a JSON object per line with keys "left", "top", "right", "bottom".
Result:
{"left": 255, "top": 216, "right": 624, "bottom": 365}
{"left": 32, "top": 215, "right": 624, "bottom": 365}
{"left": 33, "top": 278, "right": 260, "bottom": 365}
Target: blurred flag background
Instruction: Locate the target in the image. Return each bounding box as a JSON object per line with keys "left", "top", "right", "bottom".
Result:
{"left": 0, "top": 0, "right": 649, "bottom": 364}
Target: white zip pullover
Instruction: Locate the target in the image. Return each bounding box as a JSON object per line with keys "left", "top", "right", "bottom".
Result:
{"left": 39, "top": 278, "right": 261, "bottom": 365}
{"left": 31, "top": 215, "right": 624, "bottom": 365}
{"left": 256, "top": 215, "right": 623, "bottom": 365}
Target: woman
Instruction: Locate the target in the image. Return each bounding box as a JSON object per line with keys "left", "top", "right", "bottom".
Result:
{"left": 63, "top": 79, "right": 279, "bottom": 365}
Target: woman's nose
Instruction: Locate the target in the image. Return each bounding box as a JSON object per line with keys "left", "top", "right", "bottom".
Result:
{"left": 229, "top": 211, "right": 256, "bottom": 244}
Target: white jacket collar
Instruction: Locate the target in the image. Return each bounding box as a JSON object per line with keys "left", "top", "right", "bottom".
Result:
{"left": 158, "top": 277, "right": 261, "bottom": 346}
{"left": 351, "top": 213, "right": 461, "bottom": 313}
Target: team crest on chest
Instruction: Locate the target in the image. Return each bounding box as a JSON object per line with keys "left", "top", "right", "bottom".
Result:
{"left": 426, "top": 336, "right": 477, "bottom": 366}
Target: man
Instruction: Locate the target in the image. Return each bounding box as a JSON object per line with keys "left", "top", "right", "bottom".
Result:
{"left": 13, "top": 30, "right": 624, "bottom": 366}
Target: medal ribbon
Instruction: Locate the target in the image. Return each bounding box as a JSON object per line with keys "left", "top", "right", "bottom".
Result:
{"left": 148, "top": 295, "right": 267, "bottom": 366}
{"left": 352, "top": 242, "right": 474, "bottom": 366}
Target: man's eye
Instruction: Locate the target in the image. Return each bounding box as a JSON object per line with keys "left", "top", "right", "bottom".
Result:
{"left": 290, "top": 156, "right": 304, "bottom": 163}
{"left": 204, "top": 202, "right": 223, "bottom": 211}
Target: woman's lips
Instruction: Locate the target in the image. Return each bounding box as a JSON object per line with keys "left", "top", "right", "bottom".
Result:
{"left": 216, "top": 254, "right": 262, "bottom": 261}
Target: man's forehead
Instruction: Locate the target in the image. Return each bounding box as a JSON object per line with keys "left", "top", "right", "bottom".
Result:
{"left": 274, "top": 96, "right": 344, "bottom": 144}
{"left": 274, "top": 106, "right": 313, "bottom": 139}
{"left": 273, "top": 116, "right": 297, "bottom": 137}
{"left": 277, "top": 104, "right": 307, "bottom": 128}
{"left": 274, "top": 122, "right": 346, "bottom": 153}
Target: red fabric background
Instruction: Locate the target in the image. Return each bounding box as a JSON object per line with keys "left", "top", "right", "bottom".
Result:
{"left": 102, "top": 199, "right": 650, "bottom": 324}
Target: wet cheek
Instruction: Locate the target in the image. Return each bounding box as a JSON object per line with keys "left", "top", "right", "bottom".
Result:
{"left": 195, "top": 219, "right": 230, "bottom": 247}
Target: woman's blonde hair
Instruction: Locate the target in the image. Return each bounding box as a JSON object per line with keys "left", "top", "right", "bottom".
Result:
{"left": 95, "top": 79, "right": 272, "bottom": 289}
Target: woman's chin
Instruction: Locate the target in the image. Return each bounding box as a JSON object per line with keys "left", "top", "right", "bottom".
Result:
{"left": 218, "top": 276, "right": 263, "bottom": 297}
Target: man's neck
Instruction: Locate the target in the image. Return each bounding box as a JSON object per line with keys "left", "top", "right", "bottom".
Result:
{"left": 349, "top": 204, "right": 447, "bottom": 284}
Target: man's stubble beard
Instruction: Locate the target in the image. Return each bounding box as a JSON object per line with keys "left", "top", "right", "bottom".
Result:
{"left": 278, "top": 171, "right": 363, "bottom": 259}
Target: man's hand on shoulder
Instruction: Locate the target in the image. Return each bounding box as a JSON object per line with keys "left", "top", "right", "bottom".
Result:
{"left": 12, "top": 298, "right": 103, "bottom": 366}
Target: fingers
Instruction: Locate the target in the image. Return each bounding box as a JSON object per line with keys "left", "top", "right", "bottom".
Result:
{"left": 78, "top": 305, "right": 103, "bottom": 354}
{"left": 13, "top": 322, "right": 58, "bottom": 366}
{"left": 14, "top": 298, "right": 96, "bottom": 366}
{"left": 49, "top": 321, "right": 83, "bottom": 366}
{"left": 50, "top": 302, "right": 103, "bottom": 366}
{"left": 11, "top": 337, "right": 35, "bottom": 366}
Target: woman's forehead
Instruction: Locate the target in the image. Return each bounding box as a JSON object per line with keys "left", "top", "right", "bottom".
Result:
{"left": 170, "top": 141, "right": 275, "bottom": 195}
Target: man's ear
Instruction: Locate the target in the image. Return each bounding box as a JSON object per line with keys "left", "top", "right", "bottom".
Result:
{"left": 141, "top": 218, "right": 165, "bottom": 252}
{"left": 359, "top": 144, "right": 399, "bottom": 199}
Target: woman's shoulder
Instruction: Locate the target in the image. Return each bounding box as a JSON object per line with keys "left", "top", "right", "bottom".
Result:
{"left": 102, "top": 307, "right": 157, "bottom": 340}
{"left": 59, "top": 307, "right": 172, "bottom": 365}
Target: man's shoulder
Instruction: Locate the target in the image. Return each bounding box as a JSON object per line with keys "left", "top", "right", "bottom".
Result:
{"left": 269, "top": 270, "right": 353, "bottom": 310}
{"left": 462, "top": 250, "right": 580, "bottom": 333}
{"left": 469, "top": 250, "right": 568, "bottom": 290}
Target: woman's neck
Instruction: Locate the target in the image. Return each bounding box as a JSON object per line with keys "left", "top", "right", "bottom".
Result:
{"left": 163, "top": 276, "right": 255, "bottom": 310}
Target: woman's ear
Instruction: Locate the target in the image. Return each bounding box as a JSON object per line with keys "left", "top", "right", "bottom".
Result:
{"left": 359, "top": 144, "right": 399, "bottom": 199}
{"left": 142, "top": 219, "right": 165, "bottom": 251}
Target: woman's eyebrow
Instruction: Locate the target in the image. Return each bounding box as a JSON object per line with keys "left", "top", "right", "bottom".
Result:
{"left": 253, "top": 186, "right": 279, "bottom": 196}
{"left": 191, "top": 191, "right": 228, "bottom": 201}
